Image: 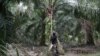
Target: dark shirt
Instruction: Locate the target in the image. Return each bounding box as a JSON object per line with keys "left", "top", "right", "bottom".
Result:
{"left": 50, "top": 35, "right": 57, "bottom": 44}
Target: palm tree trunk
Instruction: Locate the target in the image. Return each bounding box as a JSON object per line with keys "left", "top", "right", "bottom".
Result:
{"left": 81, "top": 19, "right": 95, "bottom": 45}
{"left": 39, "top": 3, "right": 53, "bottom": 46}
{"left": 85, "top": 31, "right": 94, "bottom": 45}
{"left": 39, "top": 12, "right": 46, "bottom": 46}
{"left": 40, "top": 20, "right": 46, "bottom": 45}
{"left": 0, "top": 0, "right": 6, "bottom": 41}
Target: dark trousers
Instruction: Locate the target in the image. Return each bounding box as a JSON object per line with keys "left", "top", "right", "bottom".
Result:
{"left": 51, "top": 44, "right": 59, "bottom": 56}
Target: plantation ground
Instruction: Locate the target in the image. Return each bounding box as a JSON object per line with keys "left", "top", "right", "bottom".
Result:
{"left": 7, "top": 43, "right": 100, "bottom": 56}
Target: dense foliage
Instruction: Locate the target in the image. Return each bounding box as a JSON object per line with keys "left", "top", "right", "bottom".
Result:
{"left": 0, "top": 0, "right": 100, "bottom": 55}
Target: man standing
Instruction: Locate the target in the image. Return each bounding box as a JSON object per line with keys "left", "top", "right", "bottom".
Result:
{"left": 49, "top": 32, "right": 65, "bottom": 56}
{"left": 50, "top": 32, "right": 59, "bottom": 56}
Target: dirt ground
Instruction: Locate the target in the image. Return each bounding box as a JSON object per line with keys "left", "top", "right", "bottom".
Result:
{"left": 7, "top": 43, "right": 100, "bottom": 56}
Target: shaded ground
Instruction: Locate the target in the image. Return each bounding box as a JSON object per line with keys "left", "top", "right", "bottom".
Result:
{"left": 7, "top": 43, "right": 100, "bottom": 56}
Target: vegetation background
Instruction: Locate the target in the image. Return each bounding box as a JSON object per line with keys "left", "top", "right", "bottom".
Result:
{"left": 0, "top": 0, "right": 100, "bottom": 56}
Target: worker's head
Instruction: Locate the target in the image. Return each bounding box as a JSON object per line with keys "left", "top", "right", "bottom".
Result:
{"left": 52, "top": 31, "right": 58, "bottom": 37}
{"left": 53, "top": 32, "right": 56, "bottom": 36}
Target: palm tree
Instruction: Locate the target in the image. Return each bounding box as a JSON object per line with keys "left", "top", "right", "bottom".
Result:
{"left": 7, "top": 0, "right": 100, "bottom": 46}
{"left": 0, "top": 0, "right": 11, "bottom": 55}
{"left": 73, "top": 0, "right": 100, "bottom": 45}
{"left": 30, "top": 0, "right": 77, "bottom": 45}
{"left": 23, "top": 0, "right": 74, "bottom": 45}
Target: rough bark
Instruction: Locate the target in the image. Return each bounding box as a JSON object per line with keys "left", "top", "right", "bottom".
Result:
{"left": 79, "top": 19, "right": 95, "bottom": 46}
{"left": 40, "top": 22, "right": 46, "bottom": 46}
{"left": 39, "top": 12, "right": 46, "bottom": 46}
